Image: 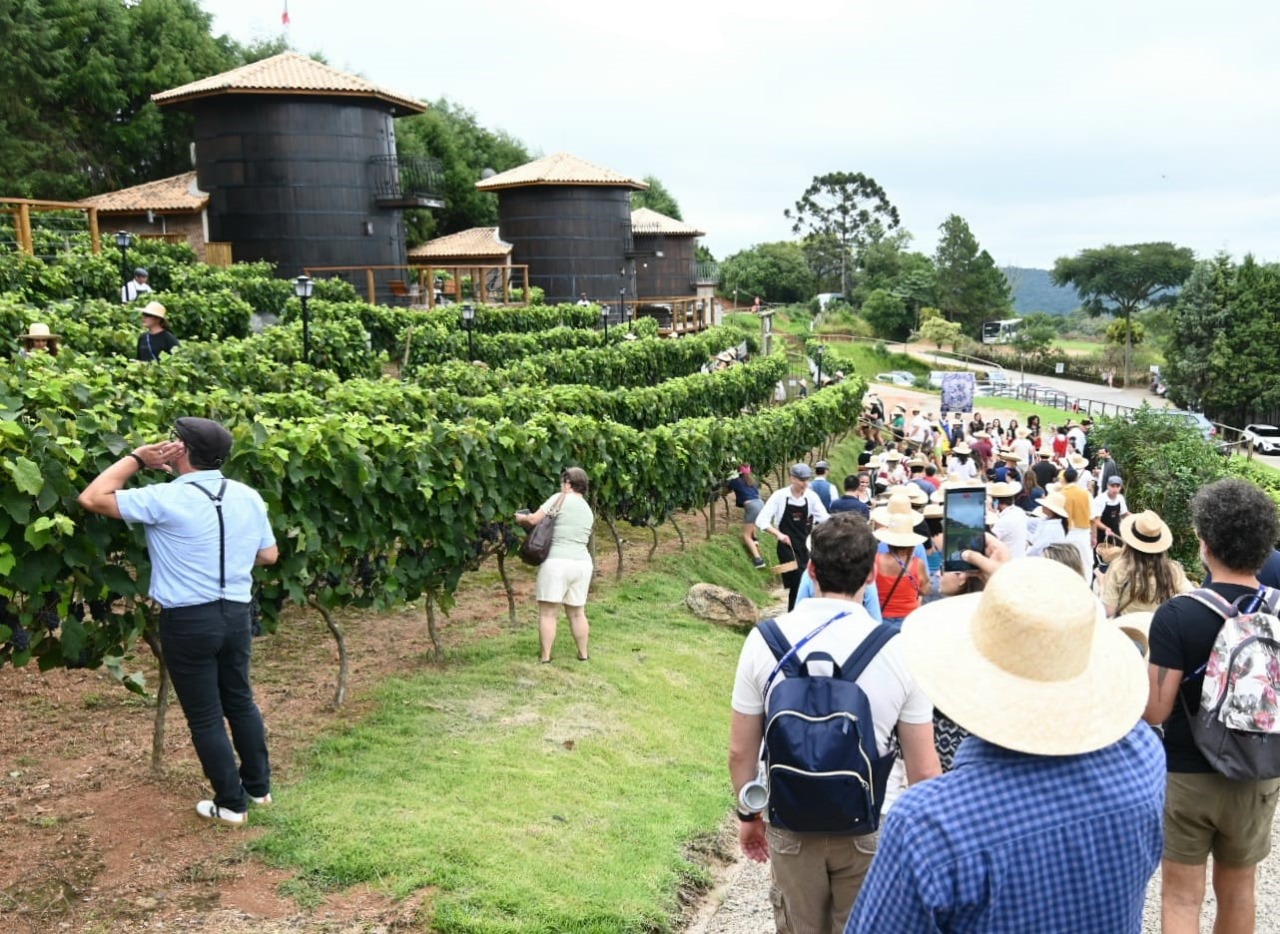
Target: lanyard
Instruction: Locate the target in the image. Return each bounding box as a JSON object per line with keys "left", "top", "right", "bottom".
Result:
{"left": 763, "top": 610, "right": 852, "bottom": 696}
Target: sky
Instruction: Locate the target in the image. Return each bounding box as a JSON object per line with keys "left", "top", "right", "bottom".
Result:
{"left": 203, "top": 0, "right": 1280, "bottom": 269}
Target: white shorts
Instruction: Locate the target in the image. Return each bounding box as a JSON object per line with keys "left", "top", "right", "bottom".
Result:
{"left": 536, "top": 557, "right": 593, "bottom": 606}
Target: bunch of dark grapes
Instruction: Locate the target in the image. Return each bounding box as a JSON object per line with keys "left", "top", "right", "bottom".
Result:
{"left": 69, "top": 602, "right": 86, "bottom": 623}
{"left": 8, "top": 624, "right": 29, "bottom": 653}
{"left": 87, "top": 593, "right": 121, "bottom": 622}
{"left": 35, "top": 593, "right": 61, "bottom": 633}
{"left": 249, "top": 597, "right": 263, "bottom": 637}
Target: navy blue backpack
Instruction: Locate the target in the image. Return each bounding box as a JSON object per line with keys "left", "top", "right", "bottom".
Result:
{"left": 758, "top": 617, "right": 898, "bottom": 835}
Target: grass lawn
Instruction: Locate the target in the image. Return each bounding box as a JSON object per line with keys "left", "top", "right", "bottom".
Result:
{"left": 249, "top": 435, "right": 865, "bottom": 932}
{"left": 1053, "top": 338, "right": 1104, "bottom": 354}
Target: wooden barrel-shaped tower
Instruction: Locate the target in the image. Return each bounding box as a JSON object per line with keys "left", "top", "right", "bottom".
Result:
{"left": 477, "top": 153, "right": 647, "bottom": 305}
{"left": 153, "top": 52, "right": 429, "bottom": 279}
{"left": 631, "top": 208, "right": 704, "bottom": 299}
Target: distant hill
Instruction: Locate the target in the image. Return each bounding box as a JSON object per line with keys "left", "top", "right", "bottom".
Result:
{"left": 1002, "top": 266, "right": 1081, "bottom": 316}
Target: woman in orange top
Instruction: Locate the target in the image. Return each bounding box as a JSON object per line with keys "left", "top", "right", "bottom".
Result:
{"left": 873, "top": 514, "right": 930, "bottom": 628}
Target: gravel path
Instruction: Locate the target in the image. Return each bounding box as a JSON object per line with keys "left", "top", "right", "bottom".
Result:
{"left": 689, "top": 798, "right": 1279, "bottom": 933}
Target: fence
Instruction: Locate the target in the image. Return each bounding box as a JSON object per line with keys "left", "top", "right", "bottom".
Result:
{"left": 0, "top": 198, "right": 102, "bottom": 256}
{"left": 303, "top": 264, "right": 531, "bottom": 307}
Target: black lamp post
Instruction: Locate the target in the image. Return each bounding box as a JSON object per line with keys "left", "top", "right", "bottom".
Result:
{"left": 294, "top": 275, "right": 314, "bottom": 364}
{"left": 618, "top": 287, "right": 626, "bottom": 327}
{"left": 815, "top": 344, "right": 825, "bottom": 388}
{"left": 461, "top": 302, "right": 475, "bottom": 360}
{"left": 115, "top": 230, "right": 132, "bottom": 295}
{"left": 601, "top": 305, "right": 609, "bottom": 341}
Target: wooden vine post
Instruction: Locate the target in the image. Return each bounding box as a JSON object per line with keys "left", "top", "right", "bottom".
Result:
{"left": 309, "top": 596, "right": 348, "bottom": 708}
{"left": 144, "top": 626, "right": 171, "bottom": 777}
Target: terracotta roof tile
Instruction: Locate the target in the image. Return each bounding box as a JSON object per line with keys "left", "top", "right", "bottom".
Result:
{"left": 152, "top": 51, "right": 425, "bottom": 113}
{"left": 475, "top": 152, "right": 647, "bottom": 191}
{"left": 79, "top": 172, "right": 207, "bottom": 213}
{"left": 407, "top": 227, "right": 512, "bottom": 259}
{"left": 630, "top": 207, "right": 704, "bottom": 237}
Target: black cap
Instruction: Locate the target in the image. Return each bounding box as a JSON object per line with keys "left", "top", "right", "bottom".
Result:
{"left": 174, "top": 417, "right": 233, "bottom": 469}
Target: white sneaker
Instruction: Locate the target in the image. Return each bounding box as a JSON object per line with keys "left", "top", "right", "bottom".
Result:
{"left": 196, "top": 800, "right": 247, "bottom": 826}
{"left": 249, "top": 793, "right": 272, "bottom": 807}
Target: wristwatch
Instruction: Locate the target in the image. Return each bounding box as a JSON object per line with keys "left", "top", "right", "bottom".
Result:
{"left": 129, "top": 453, "right": 147, "bottom": 470}
{"left": 736, "top": 809, "right": 762, "bottom": 822}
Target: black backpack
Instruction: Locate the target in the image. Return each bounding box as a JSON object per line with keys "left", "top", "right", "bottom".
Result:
{"left": 758, "top": 617, "right": 898, "bottom": 834}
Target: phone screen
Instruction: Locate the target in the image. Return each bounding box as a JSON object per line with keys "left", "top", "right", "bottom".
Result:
{"left": 944, "top": 488, "right": 988, "bottom": 572}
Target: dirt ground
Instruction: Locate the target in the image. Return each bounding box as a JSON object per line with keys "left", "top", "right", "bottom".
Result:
{"left": 0, "top": 516, "right": 717, "bottom": 934}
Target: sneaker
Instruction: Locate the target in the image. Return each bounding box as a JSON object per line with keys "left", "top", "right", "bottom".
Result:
{"left": 196, "top": 800, "right": 247, "bottom": 826}
{"left": 249, "top": 793, "right": 272, "bottom": 807}
{"left": 753, "top": 557, "right": 767, "bottom": 569}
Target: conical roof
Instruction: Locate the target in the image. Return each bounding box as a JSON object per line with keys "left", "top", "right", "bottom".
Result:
{"left": 630, "top": 207, "right": 704, "bottom": 237}
{"left": 475, "top": 152, "right": 647, "bottom": 191}
{"left": 152, "top": 51, "right": 425, "bottom": 114}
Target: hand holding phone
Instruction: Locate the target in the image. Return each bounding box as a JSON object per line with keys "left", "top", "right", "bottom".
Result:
{"left": 943, "top": 488, "right": 988, "bottom": 573}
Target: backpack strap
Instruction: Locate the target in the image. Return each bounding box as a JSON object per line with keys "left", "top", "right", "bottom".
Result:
{"left": 1179, "top": 588, "right": 1238, "bottom": 621}
{"left": 757, "top": 618, "right": 796, "bottom": 676}
{"left": 839, "top": 624, "right": 898, "bottom": 684}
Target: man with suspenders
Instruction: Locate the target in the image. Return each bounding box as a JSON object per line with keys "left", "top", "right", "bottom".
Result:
{"left": 79, "top": 417, "right": 278, "bottom": 826}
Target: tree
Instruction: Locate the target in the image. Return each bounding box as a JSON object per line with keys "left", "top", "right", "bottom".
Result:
{"left": 860, "top": 288, "right": 911, "bottom": 340}
{"left": 1104, "top": 318, "right": 1144, "bottom": 347}
{"left": 395, "top": 99, "right": 532, "bottom": 244}
{"left": 630, "top": 175, "right": 682, "bottom": 220}
{"left": 918, "top": 315, "right": 963, "bottom": 351}
{"left": 933, "top": 215, "right": 1011, "bottom": 335}
{"left": 719, "top": 241, "right": 813, "bottom": 304}
{"left": 1009, "top": 312, "right": 1058, "bottom": 377}
{"left": 1164, "top": 255, "right": 1233, "bottom": 411}
{"left": 801, "top": 232, "right": 846, "bottom": 293}
{"left": 784, "top": 172, "right": 900, "bottom": 296}
{"left": 1050, "top": 242, "right": 1195, "bottom": 389}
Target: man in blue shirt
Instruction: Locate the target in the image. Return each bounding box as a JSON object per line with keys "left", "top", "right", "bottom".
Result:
{"left": 847, "top": 554, "right": 1164, "bottom": 933}
{"left": 828, "top": 474, "right": 871, "bottom": 519}
{"left": 810, "top": 460, "right": 833, "bottom": 509}
{"left": 79, "top": 417, "right": 278, "bottom": 827}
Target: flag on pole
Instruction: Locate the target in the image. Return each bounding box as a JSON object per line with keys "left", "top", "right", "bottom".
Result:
{"left": 282, "top": 2, "right": 290, "bottom": 25}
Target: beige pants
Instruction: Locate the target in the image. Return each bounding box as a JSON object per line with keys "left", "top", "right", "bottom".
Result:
{"left": 767, "top": 825, "right": 878, "bottom": 934}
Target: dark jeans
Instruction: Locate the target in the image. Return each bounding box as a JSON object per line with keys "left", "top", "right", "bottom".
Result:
{"left": 160, "top": 600, "right": 270, "bottom": 813}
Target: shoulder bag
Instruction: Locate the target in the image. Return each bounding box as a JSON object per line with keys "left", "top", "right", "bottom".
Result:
{"left": 519, "top": 492, "right": 567, "bottom": 566}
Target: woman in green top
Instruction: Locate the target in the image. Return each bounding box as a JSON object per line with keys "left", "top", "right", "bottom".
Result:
{"left": 516, "top": 467, "right": 595, "bottom": 663}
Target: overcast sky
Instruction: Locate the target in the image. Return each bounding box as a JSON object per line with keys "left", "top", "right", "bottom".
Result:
{"left": 203, "top": 0, "right": 1280, "bottom": 269}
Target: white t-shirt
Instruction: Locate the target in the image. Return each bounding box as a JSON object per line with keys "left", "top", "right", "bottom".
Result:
{"left": 909, "top": 415, "right": 930, "bottom": 443}
{"left": 992, "top": 504, "right": 1029, "bottom": 556}
{"left": 947, "top": 456, "right": 979, "bottom": 481}
{"left": 1011, "top": 437, "right": 1035, "bottom": 466}
{"left": 731, "top": 597, "right": 932, "bottom": 757}
{"left": 122, "top": 280, "right": 152, "bottom": 303}
{"left": 1091, "top": 491, "right": 1129, "bottom": 520}
{"left": 755, "top": 487, "right": 830, "bottom": 532}
{"left": 1067, "top": 427, "right": 1087, "bottom": 455}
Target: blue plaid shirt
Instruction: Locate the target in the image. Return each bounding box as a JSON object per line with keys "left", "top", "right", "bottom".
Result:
{"left": 846, "top": 722, "right": 1164, "bottom": 933}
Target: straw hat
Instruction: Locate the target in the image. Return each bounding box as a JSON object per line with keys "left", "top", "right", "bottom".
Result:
{"left": 19, "top": 322, "right": 60, "bottom": 343}
{"left": 1035, "top": 490, "right": 1070, "bottom": 518}
{"left": 974, "top": 431, "right": 991, "bottom": 440}
{"left": 922, "top": 502, "right": 944, "bottom": 519}
{"left": 1115, "top": 611, "right": 1154, "bottom": 660}
{"left": 930, "top": 488, "right": 946, "bottom": 505}
{"left": 1068, "top": 453, "right": 1089, "bottom": 470}
{"left": 1119, "top": 510, "right": 1173, "bottom": 554}
{"left": 951, "top": 442, "right": 972, "bottom": 456}
{"left": 1015, "top": 426, "right": 1030, "bottom": 438}
{"left": 883, "top": 450, "right": 904, "bottom": 462}
{"left": 874, "top": 513, "right": 926, "bottom": 549}
{"left": 885, "top": 483, "right": 928, "bottom": 506}
{"left": 906, "top": 456, "right": 928, "bottom": 468}
{"left": 901, "top": 558, "right": 1148, "bottom": 755}
{"left": 141, "top": 301, "right": 167, "bottom": 320}
{"left": 986, "top": 481, "right": 1021, "bottom": 499}
{"left": 998, "top": 450, "right": 1021, "bottom": 463}
{"left": 869, "top": 491, "right": 918, "bottom": 527}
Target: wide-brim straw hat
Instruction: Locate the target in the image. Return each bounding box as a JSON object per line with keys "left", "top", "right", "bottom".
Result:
{"left": 930, "top": 488, "right": 946, "bottom": 505}
{"left": 874, "top": 513, "right": 926, "bottom": 549}
{"left": 951, "top": 443, "right": 972, "bottom": 456}
{"left": 974, "top": 431, "right": 991, "bottom": 440}
{"left": 1068, "top": 454, "right": 1089, "bottom": 469}
{"left": 870, "top": 491, "right": 918, "bottom": 526}
{"left": 1120, "top": 510, "right": 1173, "bottom": 554}
{"left": 900, "top": 558, "right": 1149, "bottom": 755}
{"left": 922, "top": 502, "right": 944, "bottom": 518}
{"left": 885, "top": 483, "right": 928, "bottom": 506}
{"left": 1036, "top": 490, "right": 1070, "bottom": 518}
{"left": 987, "top": 481, "right": 1021, "bottom": 499}
{"left": 141, "top": 301, "right": 167, "bottom": 320}
{"left": 1015, "top": 427, "right": 1030, "bottom": 438}
{"left": 883, "top": 450, "right": 904, "bottom": 462}
{"left": 19, "top": 322, "right": 60, "bottom": 342}
{"left": 1115, "top": 611, "right": 1155, "bottom": 660}
{"left": 998, "top": 450, "right": 1021, "bottom": 463}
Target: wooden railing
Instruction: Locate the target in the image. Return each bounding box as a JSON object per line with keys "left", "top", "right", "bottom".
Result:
{"left": 630, "top": 296, "right": 713, "bottom": 335}
{"left": 303, "top": 264, "right": 531, "bottom": 307}
{"left": 0, "top": 198, "right": 101, "bottom": 254}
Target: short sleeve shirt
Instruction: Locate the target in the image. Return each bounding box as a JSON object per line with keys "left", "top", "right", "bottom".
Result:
{"left": 1091, "top": 492, "right": 1128, "bottom": 519}
{"left": 1148, "top": 582, "right": 1255, "bottom": 772}
{"left": 539, "top": 492, "right": 593, "bottom": 561}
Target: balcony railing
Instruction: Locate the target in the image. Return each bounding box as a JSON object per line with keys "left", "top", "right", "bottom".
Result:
{"left": 370, "top": 154, "right": 446, "bottom": 210}
{"left": 692, "top": 261, "right": 720, "bottom": 285}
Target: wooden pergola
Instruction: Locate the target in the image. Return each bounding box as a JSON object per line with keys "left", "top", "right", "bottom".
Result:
{"left": 1, "top": 198, "right": 102, "bottom": 254}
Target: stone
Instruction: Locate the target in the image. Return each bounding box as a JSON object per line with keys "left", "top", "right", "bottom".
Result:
{"left": 686, "top": 583, "right": 758, "bottom": 630}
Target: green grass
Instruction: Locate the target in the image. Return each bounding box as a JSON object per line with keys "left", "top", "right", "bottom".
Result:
{"left": 818, "top": 340, "right": 932, "bottom": 384}
{"left": 251, "top": 535, "right": 782, "bottom": 932}
{"left": 1053, "top": 338, "right": 1103, "bottom": 353}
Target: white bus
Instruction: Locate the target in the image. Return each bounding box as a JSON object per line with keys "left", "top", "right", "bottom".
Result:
{"left": 981, "top": 318, "right": 1023, "bottom": 344}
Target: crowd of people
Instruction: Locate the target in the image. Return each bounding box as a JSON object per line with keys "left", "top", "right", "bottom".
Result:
{"left": 728, "top": 397, "right": 1280, "bottom": 933}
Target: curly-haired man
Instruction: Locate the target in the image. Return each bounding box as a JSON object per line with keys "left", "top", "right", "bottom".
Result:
{"left": 1144, "top": 478, "right": 1280, "bottom": 934}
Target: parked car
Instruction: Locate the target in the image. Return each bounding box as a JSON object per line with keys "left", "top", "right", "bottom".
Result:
{"left": 874, "top": 371, "right": 918, "bottom": 387}
{"left": 1243, "top": 424, "right": 1280, "bottom": 454}
{"left": 1165, "top": 409, "right": 1217, "bottom": 441}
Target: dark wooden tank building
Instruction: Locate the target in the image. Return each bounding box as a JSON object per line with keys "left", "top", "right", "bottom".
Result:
{"left": 475, "top": 153, "right": 647, "bottom": 305}
{"left": 630, "top": 207, "right": 704, "bottom": 299}
{"left": 152, "top": 52, "right": 442, "bottom": 279}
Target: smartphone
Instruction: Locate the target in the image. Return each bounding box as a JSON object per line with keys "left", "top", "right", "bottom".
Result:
{"left": 943, "top": 487, "right": 988, "bottom": 572}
